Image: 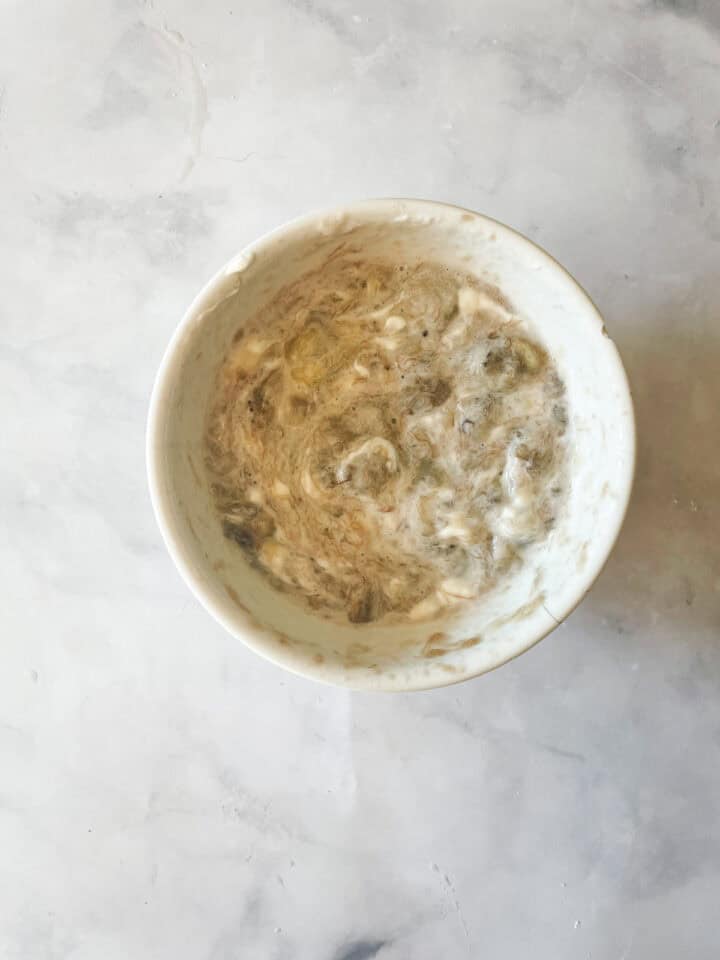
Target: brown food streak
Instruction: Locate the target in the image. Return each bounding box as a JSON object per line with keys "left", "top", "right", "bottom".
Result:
{"left": 187, "top": 454, "right": 202, "bottom": 486}
{"left": 223, "top": 583, "right": 249, "bottom": 613}
{"left": 483, "top": 282, "right": 513, "bottom": 312}
{"left": 459, "top": 634, "right": 482, "bottom": 649}
{"left": 223, "top": 582, "right": 294, "bottom": 648}
{"left": 421, "top": 631, "right": 482, "bottom": 659}
{"left": 487, "top": 592, "right": 547, "bottom": 632}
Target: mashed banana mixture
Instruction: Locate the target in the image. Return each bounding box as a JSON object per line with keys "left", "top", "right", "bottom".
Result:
{"left": 205, "top": 255, "right": 568, "bottom": 624}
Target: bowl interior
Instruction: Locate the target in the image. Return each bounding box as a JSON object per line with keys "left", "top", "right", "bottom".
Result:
{"left": 148, "top": 200, "right": 634, "bottom": 690}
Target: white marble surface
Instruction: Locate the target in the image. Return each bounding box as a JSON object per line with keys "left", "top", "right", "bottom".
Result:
{"left": 2, "top": 0, "right": 720, "bottom": 956}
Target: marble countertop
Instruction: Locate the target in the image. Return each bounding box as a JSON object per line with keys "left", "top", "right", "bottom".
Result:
{"left": 2, "top": 0, "right": 720, "bottom": 957}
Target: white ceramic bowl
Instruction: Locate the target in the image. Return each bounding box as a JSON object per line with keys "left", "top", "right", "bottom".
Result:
{"left": 147, "top": 199, "right": 635, "bottom": 691}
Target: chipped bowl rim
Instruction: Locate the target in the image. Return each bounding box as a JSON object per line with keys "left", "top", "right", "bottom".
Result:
{"left": 146, "top": 198, "right": 636, "bottom": 692}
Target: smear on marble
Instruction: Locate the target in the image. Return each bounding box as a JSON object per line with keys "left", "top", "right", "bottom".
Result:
{"left": 431, "top": 863, "right": 470, "bottom": 942}
{"left": 142, "top": 18, "right": 208, "bottom": 180}
{"left": 289, "top": 0, "right": 357, "bottom": 46}
{"left": 85, "top": 69, "right": 150, "bottom": 130}
{"left": 535, "top": 741, "right": 586, "bottom": 763}
{"left": 649, "top": 0, "right": 719, "bottom": 24}
{"left": 333, "top": 940, "right": 389, "bottom": 960}
{"left": 44, "top": 189, "right": 218, "bottom": 265}
{"left": 598, "top": 53, "right": 667, "bottom": 100}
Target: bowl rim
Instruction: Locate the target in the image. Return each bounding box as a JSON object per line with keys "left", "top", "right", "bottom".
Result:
{"left": 146, "top": 197, "right": 636, "bottom": 692}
